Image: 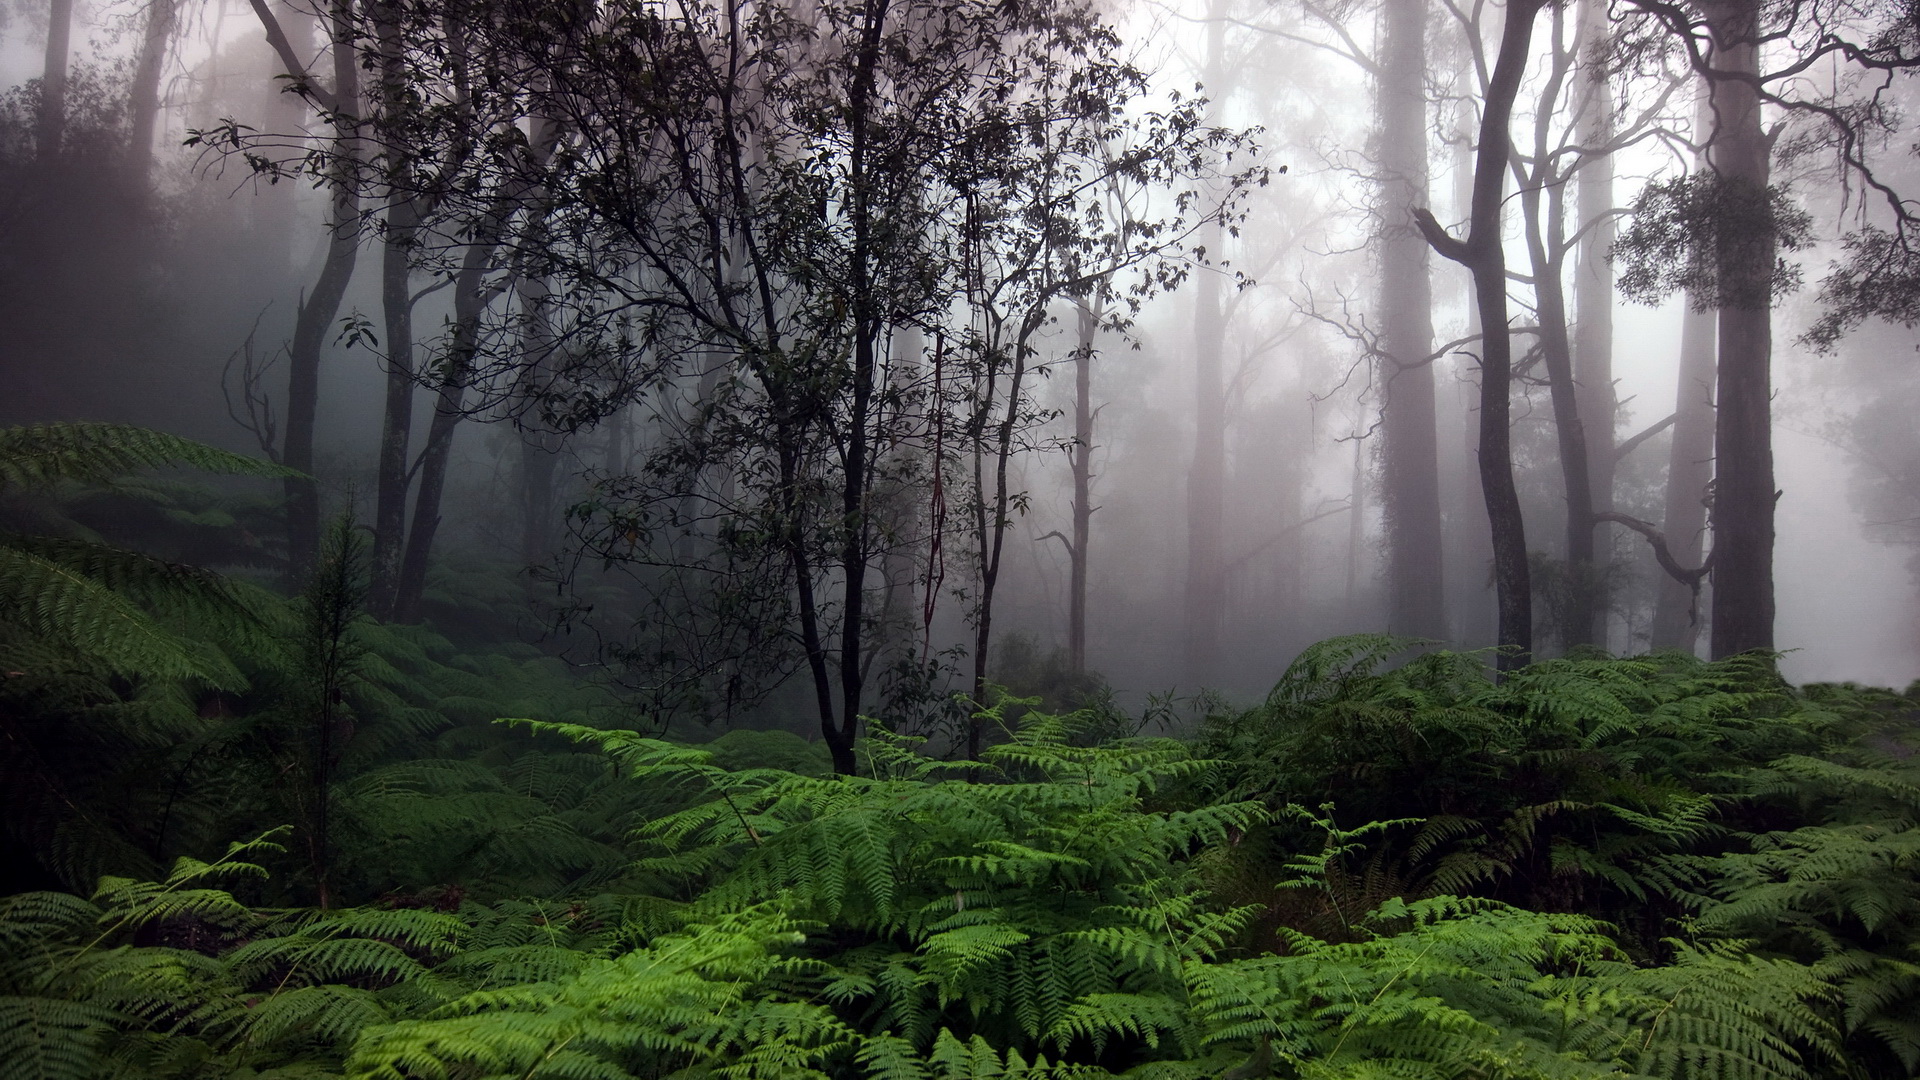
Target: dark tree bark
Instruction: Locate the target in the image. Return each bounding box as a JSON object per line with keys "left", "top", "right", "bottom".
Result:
{"left": 1377, "top": 0, "right": 1447, "bottom": 642}
{"left": 1415, "top": 0, "right": 1544, "bottom": 669}
{"left": 1701, "top": 0, "right": 1774, "bottom": 658}
{"left": 368, "top": 0, "right": 419, "bottom": 620}
{"left": 249, "top": 0, "right": 364, "bottom": 583}
{"left": 1067, "top": 296, "right": 1097, "bottom": 674}
{"left": 37, "top": 0, "right": 72, "bottom": 161}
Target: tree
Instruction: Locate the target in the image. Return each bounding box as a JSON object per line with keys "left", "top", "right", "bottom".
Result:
{"left": 1375, "top": 0, "right": 1447, "bottom": 643}
{"left": 1414, "top": 0, "right": 1546, "bottom": 669}
{"left": 231, "top": 0, "right": 366, "bottom": 583}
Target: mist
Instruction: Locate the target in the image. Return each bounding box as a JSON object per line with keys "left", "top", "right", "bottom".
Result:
{"left": 3, "top": 0, "right": 1918, "bottom": 733}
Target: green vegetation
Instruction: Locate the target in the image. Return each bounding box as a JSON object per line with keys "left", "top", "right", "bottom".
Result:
{"left": 4, "top": 425, "right": 1919, "bottom": 1079}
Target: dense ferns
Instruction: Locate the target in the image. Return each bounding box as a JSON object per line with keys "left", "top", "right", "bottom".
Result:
{"left": 0, "top": 686, "right": 1910, "bottom": 1080}
{"left": 2, "top": 426, "right": 1919, "bottom": 1078}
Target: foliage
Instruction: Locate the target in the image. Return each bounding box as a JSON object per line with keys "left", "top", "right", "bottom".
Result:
{"left": 1615, "top": 173, "right": 1814, "bottom": 311}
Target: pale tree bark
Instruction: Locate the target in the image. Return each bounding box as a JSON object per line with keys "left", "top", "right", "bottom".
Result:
{"left": 1415, "top": 0, "right": 1544, "bottom": 669}
{"left": 1652, "top": 299, "right": 1715, "bottom": 651}
{"left": 1573, "top": 0, "right": 1617, "bottom": 647}
{"left": 1514, "top": 10, "right": 1597, "bottom": 650}
{"left": 38, "top": 0, "right": 73, "bottom": 161}
{"left": 1701, "top": 0, "right": 1774, "bottom": 658}
{"left": 1185, "top": 216, "right": 1228, "bottom": 684}
{"left": 1377, "top": 0, "right": 1447, "bottom": 642}
{"left": 1651, "top": 87, "right": 1718, "bottom": 654}
{"left": 1183, "top": 0, "right": 1228, "bottom": 685}
{"left": 126, "top": 0, "right": 180, "bottom": 174}
{"left": 1447, "top": 92, "right": 1498, "bottom": 646}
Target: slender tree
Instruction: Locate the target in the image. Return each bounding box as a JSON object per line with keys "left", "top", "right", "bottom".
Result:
{"left": 242, "top": 0, "right": 366, "bottom": 582}
{"left": 1415, "top": 0, "right": 1545, "bottom": 669}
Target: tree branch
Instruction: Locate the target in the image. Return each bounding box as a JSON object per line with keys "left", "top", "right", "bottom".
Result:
{"left": 1412, "top": 207, "right": 1472, "bottom": 265}
{"left": 1612, "top": 412, "right": 1676, "bottom": 463}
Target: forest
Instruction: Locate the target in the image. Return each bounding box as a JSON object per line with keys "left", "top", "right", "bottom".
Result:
{"left": 4, "top": 0, "right": 1920, "bottom": 1074}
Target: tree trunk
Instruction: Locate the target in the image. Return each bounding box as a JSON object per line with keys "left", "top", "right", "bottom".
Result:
{"left": 1068, "top": 297, "right": 1096, "bottom": 673}
{"left": 368, "top": 2, "right": 419, "bottom": 621}
{"left": 37, "top": 0, "right": 72, "bottom": 161}
{"left": 1377, "top": 0, "right": 1446, "bottom": 642}
{"left": 833, "top": 0, "right": 894, "bottom": 767}
{"left": 391, "top": 245, "right": 498, "bottom": 623}
{"left": 1702, "top": 0, "right": 1774, "bottom": 658}
{"left": 280, "top": 0, "right": 363, "bottom": 584}
{"left": 1183, "top": 2, "right": 1229, "bottom": 685}
{"left": 1573, "top": 0, "right": 1617, "bottom": 648}
{"left": 1518, "top": 133, "right": 1597, "bottom": 649}
{"left": 1415, "top": 0, "right": 1543, "bottom": 669}
{"left": 1651, "top": 86, "right": 1719, "bottom": 655}
{"left": 125, "top": 0, "right": 178, "bottom": 174}
{"left": 1185, "top": 221, "right": 1227, "bottom": 685}
{"left": 1652, "top": 298, "right": 1716, "bottom": 652}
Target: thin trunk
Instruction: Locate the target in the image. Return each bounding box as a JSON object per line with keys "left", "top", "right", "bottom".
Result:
{"left": 1651, "top": 85, "right": 1719, "bottom": 654}
{"left": 392, "top": 245, "right": 499, "bottom": 622}
{"left": 38, "top": 0, "right": 72, "bottom": 161}
{"left": 126, "top": 0, "right": 179, "bottom": 174}
{"left": 832, "top": 0, "right": 893, "bottom": 765}
{"left": 1184, "top": 1, "right": 1229, "bottom": 684}
{"left": 1378, "top": 0, "right": 1446, "bottom": 642}
{"left": 1185, "top": 223, "right": 1227, "bottom": 684}
{"left": 970, "top": 337, "right": 1033, "bottom": 756}
{"left": 1518, "top": 5, "right": 1595, "bottom": 651}
{"left": 1068, "top": 298, "right": 1096, "bottom": 673}
{"left": 1653, "top": 298, "right": 1716, "bottom": 652}
{"left": 513, "top": 275, "right": 560, "bottom": 573}
{"left": 281, "top": 0, "right": 363, "bottom": 583}
{"left": 1346, "top": 433, "right": 1366, "bottom": 605}
{"left": 1573, "top": 0, "right": 1616, "bottom": 647}
{"left": 369, "top": 1, "right": 419, "bottom": 620}
{"left": 1415, "top": 0, "right": 1543, "bottom": 668}
{"left": 1702, "top": 0, "right": 1774, "bottom": 658}
{"left": 1449, "top": 93, "right": 1496, "bottom": 646}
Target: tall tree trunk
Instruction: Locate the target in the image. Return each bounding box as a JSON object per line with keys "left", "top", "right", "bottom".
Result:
{"left": 1516, "top": 5, "right": 1597, "bottom": 652}
{"left": 391, "top": 242, "right": 501, "bottom": 623}
{"left": 1415, "top": 0, "right": 1544, "bottom": 669}
{"left": 37, "top": 0, "right": 72, "bottom": 161}
{"left": 1573, "top": 0, "right": 1617, "bottom": 648}
{"left": 368, "top": 1, "right": 419, "bottom": 620}
{"left": 125, "top": 0, "right": 178, "bottom": 174}
{"left": 832, "top": 0, "right": 894, "bottom": 769}
{"left": 1652, "top": 298, "right": 1716, "bottom": 652}
{"left": 276, "top": 0, "right": 363, "bottom": 583}
{"left": 1184, "top": 1, "right": 1228, "bottom": 684}
{"left": 1377, "top": 0, "right": 1446, "bottom": 642}
{"left": 1185, "top": 219, "right": 1227, "bottom": 684}
{"left": 1702, "top": 0, "right": 1774, "bottom": 658}
{"left": 1448, "top": 92, "right": 1497, "bottom": 646}
{"left": 1651, "top": 86, "right": 1718, "bottom": 654}
{"left": 1067, "top": 297, "right": 1096, "bottom": 674}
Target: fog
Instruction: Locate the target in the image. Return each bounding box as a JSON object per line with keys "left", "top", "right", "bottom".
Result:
{"left": 3, "top": 0, "right": 1917, "bottom": 736}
